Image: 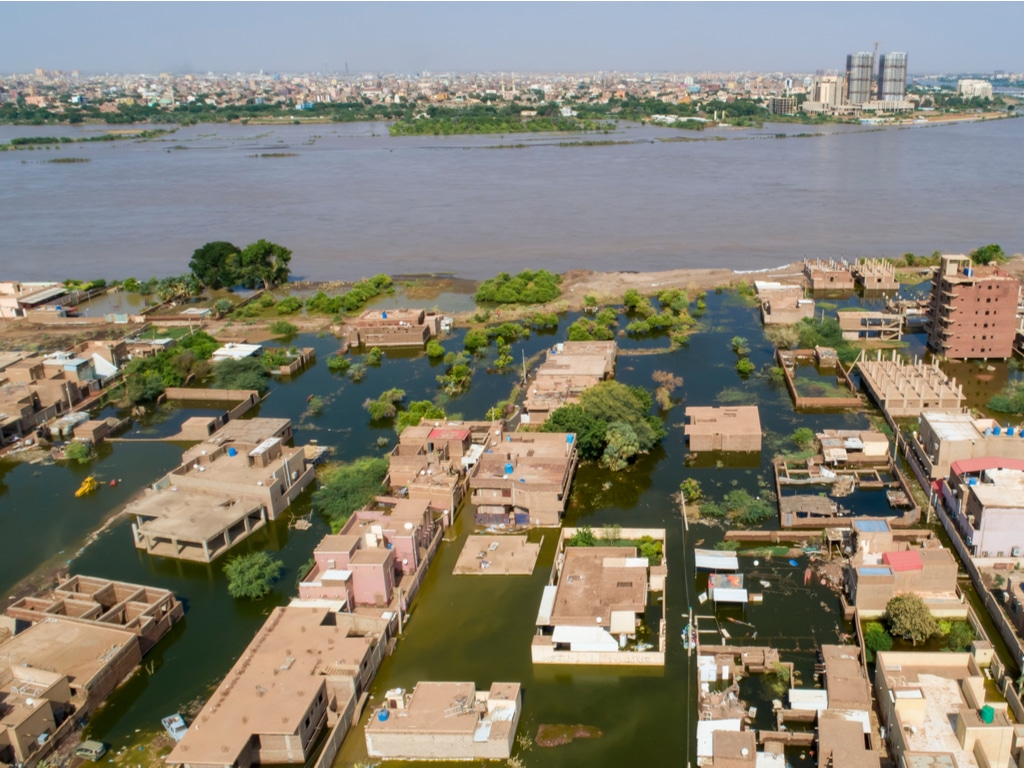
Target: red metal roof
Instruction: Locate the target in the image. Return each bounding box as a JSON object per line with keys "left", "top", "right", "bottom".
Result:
{"left": 951, "top": 457, "right": 1024, "bottom": 476}
{"left": 428, "top": 427, "right": 470, "bottom": 441}
{"left": 882, "top": 550, "right": 922, "bottom": 572}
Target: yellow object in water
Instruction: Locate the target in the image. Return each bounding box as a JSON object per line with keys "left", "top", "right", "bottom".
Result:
{"left": 75, "top": 476, "right": 98, "bottom": 497}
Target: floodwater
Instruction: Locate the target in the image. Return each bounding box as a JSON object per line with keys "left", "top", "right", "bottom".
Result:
{"left": 1, "top": 117, "right": 1022, "bottom": 282}
{"left": 0, "top": 288, "right": 1018, "bottom": 767}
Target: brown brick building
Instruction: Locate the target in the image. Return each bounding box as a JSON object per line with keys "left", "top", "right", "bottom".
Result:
{"left": 926, "top": 255, "right": 1021, "bottom": 360}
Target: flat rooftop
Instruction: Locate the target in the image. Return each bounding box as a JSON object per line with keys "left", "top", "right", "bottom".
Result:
{"left": 454, "top": 535, "right": 541, "bottom": 575}
{"left": 923, "top": 412, "right": 989, "bottom": 443}
{"left": 822, "top": 645, "right": 871, "bottom": 710}
{"left": 684, "top": 406, "right": 761, "bottom": 435}
{"left": 130, "top": 488, "right": 261, "bottom": 540}
{"left": 0, "top": 619, "right": 136, "bottom": 689}
{"left": 366, "top": 682, "right": 519, "bottom": 736}
{"left": 549, "top": 547, "right": 647, "bottom": 627}
{"left": 168, "top": 607, "right": 377, "bottom": 767}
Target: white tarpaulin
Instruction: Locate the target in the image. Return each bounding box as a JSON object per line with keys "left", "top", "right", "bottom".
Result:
{"left": 694, "top": 549, "right": 740, "bottom": 571}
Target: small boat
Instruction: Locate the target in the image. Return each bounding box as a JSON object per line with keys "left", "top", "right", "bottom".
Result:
{"left": 75, "top": 476, "right": 98, "bottom": 497}
{"left": 162, "top": 713, "right": 189, "bottom": 742}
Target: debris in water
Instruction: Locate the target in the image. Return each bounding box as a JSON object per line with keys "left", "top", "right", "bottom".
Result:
{"left": 536, "top": 724, "right": 603, "bottom": 747}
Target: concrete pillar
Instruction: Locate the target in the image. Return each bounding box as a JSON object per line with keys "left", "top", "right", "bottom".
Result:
{"left": 202, "top": 540, "right": 210, "bottom": 560}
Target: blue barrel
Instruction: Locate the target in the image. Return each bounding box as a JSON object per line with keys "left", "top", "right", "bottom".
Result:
{"left": 377, "top": 709, "right": 390, "bottom": 722}
{"left": 567, "top": 434, "right": 575, "bottom": 444}
{"left": 227, "top": 447, "right": 237, "bottom": 457}
{"left": 504, "top": 462, "right": 514, "bottom": 475}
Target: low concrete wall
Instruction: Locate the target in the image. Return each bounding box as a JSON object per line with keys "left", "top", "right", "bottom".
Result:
{"left": 312, "top": 694, "right": 358, "bottom": 768}
{"left": 531, "top": 639, "right": 665, "bottom": 666}
{"left": 163, "top": 388, "right": 261, "bottom": 420}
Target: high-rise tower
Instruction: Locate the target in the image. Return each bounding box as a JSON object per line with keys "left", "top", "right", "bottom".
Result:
{"left": 845, "top": 52, "right": 874, "bottom": 104}
{"left": 877, "top": 52, "right": 908, "bottom": 101}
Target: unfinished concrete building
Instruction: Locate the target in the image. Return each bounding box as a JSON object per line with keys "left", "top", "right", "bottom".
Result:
{"left": 129, "top": 420, "right": 315, "bottom": 562}
{"left": 0, "top": 577, "right": 182, "bottom": 764}
{"left": 167, "top": 607, "right": 390, "bottom": 768}
{"left": 926, "top": 254, "right": 1021, "bottom": 360}
{"left": 756, "top": 282, "right": 814, "bottom": 325}
{"left": 855, "top": 351, "right": 963, "bottom": 419}
{"left": 684, "top": 406, "right": 762, "bottom": 453}
{"left": 874, "top": 651, "right": 1014, "bottom": 768}
{"left": 837, "top": 310, "right": 902, "bottom": 341}
{"left": 907, "top": 411, "right": 1024, "bottom": 481}
{"left": 0, "top": 281, "right": 67, "bottom": 319}
{"left": 851, "top": 258, "right": 900, "bottom": 292}
{"left": 470, "top": 430, "right": 578, "bottom": 527}
{"left": 522, "top": 341, "right": 616, "bottom": 427}
{"left": 345, "top": 308, "right": 440, "bottom": 348}
{"left": 364, "top": 682, "right": 522, "bottom": 761}
{"left": 7, "top": 575, "right": 183, "bottom": 654}
{"left": 804, "top": 258, "right": 854, "bottom": 292}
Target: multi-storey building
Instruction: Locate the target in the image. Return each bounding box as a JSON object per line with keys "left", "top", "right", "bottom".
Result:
{"left": 926, "top": 255, "right": 1021, "bottom": 359}
{"left": 845, "top": 52, "right": 874, "bottom": 104}
{"left": 877, "top": 52, "right": 908, "bottom": 101}
{"left": 957, "top": 79, "right": 994, "bottom": 99}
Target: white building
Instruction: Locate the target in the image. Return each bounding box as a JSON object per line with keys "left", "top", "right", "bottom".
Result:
{"left": 957, "top": 79, "right": 994, "bottom": 99}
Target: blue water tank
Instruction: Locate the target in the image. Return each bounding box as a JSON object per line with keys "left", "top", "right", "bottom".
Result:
{"left": 964, "top": 267, "right": 974, "bottom": 277}
{"left": 382, "top": 311, "right": 387, "bottom": 319}
{"left": 969, "top": 477, "right": 979, "bottom": 486}
{"left": 566, "top": 434, "right": 575, "bottom": 444}
{"left": 377, "top": 709, "right": 390, "bottom": 722}
{"left": 227, "top": 447, "right": 237, "bottom": 457}
{"left": 504, "top": 462, "right": 514, "bottom": 475}
{"left": 1008, "top": 428, "right": 1015, "bottom": 437}
{"left": 994, "top": 426, "right": 1002, "bottom": 435}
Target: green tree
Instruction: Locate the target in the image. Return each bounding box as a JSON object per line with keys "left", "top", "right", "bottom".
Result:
{"left": 946, "top": 620, "right": 975, "bottom": 652}
{"left": 623, "top": 288, "right": 642, "bottom": 310}
{"left": 275, "top": 296, "right": 303, "bottom": 315}
{"left": 64, "top": 441, "right": 93, "bottom": 464}
{"left": 602, "top": 421, "right": 640, "bottom": 470}
{"left": 679, "top": 478, "right": 703, "bottom": 502}
{"left": 463, "top": 329, "right": 489, "bottom": 352}
{"left": 863, "top": 621, "right": 894, "bottom": 660}
{"left": 312, "top": 456, "right": 389, "bottom": 531}
{"left": 736, "top": 358, "right": 756, "bottom": 375}
{"left": 366, "top": 347, "right": 383, "bottom": 366}
{"left": 364, "top": 388, "right": 405, "bottom": 421}
{"left": 211, "top": 357, "right": 270, "bottom": 395}
{"left": 189, "top": 241, "right": 241, "bottom": 288}
{"left": 474, "top": 269, "right": 562, "bottom": 304}
{"left": 395, "top": 400, "right": 445, "bottom": 433}
{"left": 541, "top": 404, "right": 607, "bottom": 460}
{"left": 579, "top": 380, "right": 665, "bottom": 454}
{"left": 214, "top": 298, "right": 233, "bottom": 316}
{"left": 425, "top": 340, "right": 446, "bottom": 358}
{"left": 237, "top": 239, "right": 292, "bottom": 289}
{"left": 730, "top": 336, "right": 750, "bottom": 355}
{"left": 269, "top": 320, "right": 297, "bottom": 336}
{"left": 886, "top": 594, "right": 938, "bottom": 646}
{"left": 970, "top": 244, "right": 1006, "bottom": 266}
{"left": 223, "top": 552, "right": 284, "bottom": 600}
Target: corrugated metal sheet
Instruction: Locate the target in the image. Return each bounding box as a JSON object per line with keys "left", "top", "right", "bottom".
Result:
{"left": 695, "top": 550, "right": 740, "bottom": 571}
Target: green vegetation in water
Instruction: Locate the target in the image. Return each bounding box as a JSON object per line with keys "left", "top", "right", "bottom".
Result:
{"left": 63, "top": 441, "right": 94, "bottom": 464}
{"left": 223, "top": 552, "right": 284, "bottom": 600}
{"left": 624, "top": 288, "right": 698, "bottom": 343}
{"left": 475, "top": 269, "right": 562, "bottom": 304}
{"left": 268, "top": 320, "right": 298, "bottom": 336}
{"left": 46, "top": 156, "right": 90, "bottom": 163}
{"left": 987, "top": 380, "right": 1024, "bottom": 414}
{"left": 248, "top": 152, "right": 299, "bottom": 158}
{"left": 766, "top": 316, "right": 863, "bottom": 365}
{"left": 652, "top": 370, "right": 683, "bottom": 410}
{"left": 312, "top": 456, "right": 389, "bottom": 532}
{"left": 760, "top": 662, "right": 792, "bottom": 698}
{"left": 304, "top": 274, "right": 394, "bottom": 315}
{"left": 364, "top": 387, "right": 405, "bottom": 421}
{"left": 567, "top": 308, "right": 618, "bottom": 341}
{"left": 697, "top": 489, "right": 775, "bottom": 525}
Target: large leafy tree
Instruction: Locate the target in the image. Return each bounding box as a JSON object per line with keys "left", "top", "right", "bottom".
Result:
{"left": 223, "top": 552, "right": 284, "bottom": 600}
{"left": 886, "top": 594, "right": 938, "bottom": 646}
{"left": 211, "top": 357, "right": 270, "bottom": 395}
{"left": 238, "top": 239, "right": 292, "bottom": 289}
{"left": 189, "top": 241, "right": 241, "bottom": 288}
{"left": 312, "top": 457, "right": 389, "bottom": 532}
{"left": 541, "top": 404, "right": 607, "bottom": 460}
{"left": 970, "top": 244, "right": 1006, "bottom": 266}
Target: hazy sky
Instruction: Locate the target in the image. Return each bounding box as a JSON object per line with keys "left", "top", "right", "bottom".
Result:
{"left": 4, "top": 2, "right": 1021, "bottom": 75}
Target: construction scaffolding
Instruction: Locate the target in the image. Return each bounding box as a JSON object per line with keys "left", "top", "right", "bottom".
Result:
{"left": 855, "top": 350, "right": 963, "bottom": 419}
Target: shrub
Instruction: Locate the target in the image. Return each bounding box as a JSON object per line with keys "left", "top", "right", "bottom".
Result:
{"left": 212, "top": 357, "right": 270, "bottom": 395}
{"left": 735, "top": 358, "right": 756, "bottom": 375}
{"left": 791, "top": 428, "right": 816, "bottom": 449}
{"left": 224, "top": 552, "right": 284, "bottom": 600}
{"left": 474, "top": 269, "right": 562, "bottom": 304}
{"left": 275, "top": 296, "right": 303, "bottom": 315}
{"left": 886, "top": 594, "right": 938, "bottom": 645}
{"left": 567, "top": 526, "right": 596, "bottom": 547}
{"left": 679, "top": 478, "right": 702, "bottom": 503}
{"left": 64, "top": 441, "right": 93, "bottom": 464}
{"left": 425, "top": 340, "right": 446, "bottom": 358}
{"left": 863, "top": 621, "right": 894, "bottom": 659}
{"left": 327, "top": 354, "right": 350, "bottom": 374}
{"left": 463, "top": 329, "right": 489, "bottom": 352}
{"left": 269, "top": 320, "right": 298, "bottom": 336}
{"left": 364, "top": 388, "right": 405, "bottom": 421}
{"left": 366, "top": 347, "right": 383, "bottom": 366}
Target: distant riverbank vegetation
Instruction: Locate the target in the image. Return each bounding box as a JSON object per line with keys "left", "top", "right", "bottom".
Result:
{"left": 389, "top": 112, "right": 605, "bottom": 136}
{"left": 0, "top": 128, "right": 174, "bottom": 150}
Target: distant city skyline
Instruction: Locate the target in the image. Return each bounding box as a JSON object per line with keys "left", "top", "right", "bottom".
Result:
{"left": 3, "top": 2, "right": 1023, "bottom": 75}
